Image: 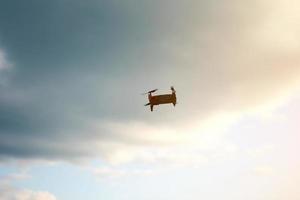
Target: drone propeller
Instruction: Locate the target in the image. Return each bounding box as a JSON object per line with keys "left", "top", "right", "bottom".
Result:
{"left": 171, "top": 86, "right": 176, "bottom": 92}
{"left": 141, "top": 89, "right": 158, "bottom": 95}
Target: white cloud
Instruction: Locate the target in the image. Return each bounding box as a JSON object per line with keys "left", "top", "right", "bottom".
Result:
{"left": 253, "top": 165, "right": 275, "bottom": 176}
{"left": 247, "top": 144, "right": 275, "bottom": 159}
{"left": 0, "top": 171, "right": 56, "bottom": 200}
{"left": 0, "top": 185, "right": 56, "bottom": 200}
{"left": 0, "top": 172, "right": 31, "bottom": 186}
{"left": 254, "top": 0, "right": 300, "bottom": 51}
{"left": 93, "top": 166, "right": 154, "bottom": 179}
{"left": 84, "top": 112, "right": 241, "bottom": 166}
{"left": 0, "top": 48, "right": 12, "bottom": 86}
{"left": 0, "top": 49, "right": 11, "bottom": 71}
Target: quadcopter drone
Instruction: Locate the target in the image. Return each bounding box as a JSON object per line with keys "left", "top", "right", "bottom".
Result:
{"left": 143, "top": 86, "right": 177, "bottom": 112}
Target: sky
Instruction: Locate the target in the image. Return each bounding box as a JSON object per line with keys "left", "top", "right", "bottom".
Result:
{"left": 0, "top": 0, "right": 300, "bottom": 199}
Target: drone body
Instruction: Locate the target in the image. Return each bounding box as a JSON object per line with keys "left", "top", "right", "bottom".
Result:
{"left": 144, "top": 86, "right": 177, "bottom": 111}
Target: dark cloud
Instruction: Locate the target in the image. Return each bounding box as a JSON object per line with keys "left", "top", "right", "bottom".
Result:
{"left": 0, "top": 0, "right": 300, "bottom": 163}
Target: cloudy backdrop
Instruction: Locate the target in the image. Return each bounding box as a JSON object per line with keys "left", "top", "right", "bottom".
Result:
{"left": 0, "top": 0, "right": 300, "bottom": 199}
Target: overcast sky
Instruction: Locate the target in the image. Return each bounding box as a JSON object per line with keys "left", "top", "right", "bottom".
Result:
{"left": 0, "top": 0, "right": 300, "bottom": 199}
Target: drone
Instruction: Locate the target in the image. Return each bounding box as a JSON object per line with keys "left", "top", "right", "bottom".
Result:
{"left": 143, "top": 86, "right": 177, "bottom": 111}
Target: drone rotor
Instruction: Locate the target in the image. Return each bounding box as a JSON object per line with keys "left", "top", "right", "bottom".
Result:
{"left": 141, "top": 89, "right": 158, "bottom": 95}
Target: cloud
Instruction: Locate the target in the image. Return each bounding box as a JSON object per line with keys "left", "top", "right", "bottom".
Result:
{"left": 0, "top": 49, "right": 9, "bottom": 70}
{"left": 0, "top": 185, "right": 56, "bottom": 200}
{"left": 0, "top": 0, "right": 300, "bottom": 165}
{"left": 247, "top": 144, "right": 275, "bottom": 159}
{"left": 0, "top": 171, "right": 31, "bottom": 185}
{"left": 0, "top": 48, "right": 12, "bottom": 85}
{"left": 0, "top": 171, "right": 56, "bottom": 200}
{"left": 253, "top": 165, "right": 274, "bottom": 176}
{"left": 93, "top": 166, "right": 154, "bottom": 179}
